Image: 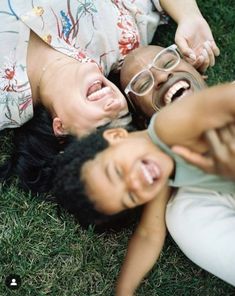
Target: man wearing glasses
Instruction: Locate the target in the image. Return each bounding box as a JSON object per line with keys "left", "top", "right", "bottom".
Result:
{"left": 121, "top": 44, "right": 206, "bottom": 118}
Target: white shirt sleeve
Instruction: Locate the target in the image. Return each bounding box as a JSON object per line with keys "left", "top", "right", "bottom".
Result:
{"left": 151, "top": 0, "right": 163, "bottom": 12}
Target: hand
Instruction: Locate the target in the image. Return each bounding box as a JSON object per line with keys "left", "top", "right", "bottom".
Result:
{"left": 175, "top": 15, "right": 220, "bottom": 73}
{"left": 171, "top": 145, "right": 215, "bottom": 174}
{"left": 205, "top": 125, "right": 235, "bottom": 180}
{"left": 172, "top": 124, "right": 235, "bottom": 180}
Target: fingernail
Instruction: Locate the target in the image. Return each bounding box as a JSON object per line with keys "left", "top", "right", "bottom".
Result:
{"left": 198, "top": 55, "right": 204, "bottom": 62}
{"left": 189, "top": 53, "right": 196, "bottom": 61}
{"left": 203, "top": 49, "right": 208, "bottom": 57}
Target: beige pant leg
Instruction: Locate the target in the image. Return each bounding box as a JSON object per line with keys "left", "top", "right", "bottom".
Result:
{"left": 166, "top": 187, "right": 235, "bottom": 286}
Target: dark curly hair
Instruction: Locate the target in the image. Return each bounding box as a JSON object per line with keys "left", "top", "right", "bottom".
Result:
{"left": 1, "top": 106, "right": 141, "bottom": 232}
{"left": 0, "top": 105, "right": 72, "bottom": 194}
{"left": 52, "top": 126, "right": 142, "bottom": 232}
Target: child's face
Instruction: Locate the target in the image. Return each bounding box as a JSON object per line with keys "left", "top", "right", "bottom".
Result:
{"left": 81, "top": 129, "right": 174, "bottom": 214}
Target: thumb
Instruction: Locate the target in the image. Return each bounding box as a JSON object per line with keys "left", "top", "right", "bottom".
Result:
{"left": 172, "top": 145, "right": 215, "bottom": 173}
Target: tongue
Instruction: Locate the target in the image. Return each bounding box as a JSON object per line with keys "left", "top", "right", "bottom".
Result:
{"left": 142, "top": 160, "right": 161, "bottom": 184}
{"left": 146, "top": 161, "right": 160, "bottom": 179}
{"left": 87, "top": 81, "right": 102, "bottom": 97}
{"left": 87, "top": 86, "right": 113, "bottom": 101}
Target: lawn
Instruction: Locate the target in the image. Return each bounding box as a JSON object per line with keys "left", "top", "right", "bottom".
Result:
{"left": 1, "top": 0, "right": 235, "bottom": 295}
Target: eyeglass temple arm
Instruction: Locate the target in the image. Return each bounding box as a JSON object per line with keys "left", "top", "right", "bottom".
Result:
{"left": 124, "top": 89, "right": 138, "bottom": 113}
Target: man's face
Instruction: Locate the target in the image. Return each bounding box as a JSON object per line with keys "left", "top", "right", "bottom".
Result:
{"left": 120, "top": 45, "right": 207, "bottom": 118}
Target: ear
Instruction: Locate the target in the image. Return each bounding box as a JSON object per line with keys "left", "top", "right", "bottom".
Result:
{"left": 103, "top": 128, "right": 128, "bottom": 145}
{"left": 52, "top": 117, "right": 68, "bottom": 136}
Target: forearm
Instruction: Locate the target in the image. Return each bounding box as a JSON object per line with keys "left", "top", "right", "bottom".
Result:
{"left": 116, "top": 186, "right": 170, "bottom": 296}
{"left": 159, "top": 0, "right": 202, "bottom": 23}
{"left": 116, "top": 227, "right": 166, "bottom": 296}
{"left": 155, "top": 83, "right": 235, "bottom": 151}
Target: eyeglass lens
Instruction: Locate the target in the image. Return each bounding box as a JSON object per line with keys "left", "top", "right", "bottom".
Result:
{"left": 153, "top": 48, "right": 179, "bottom": 70}
{"left": 130, "top": 48, "right": 179, "bottom": 96}
{"left": 129, "top": 71, "right": 154, "bottom": 95}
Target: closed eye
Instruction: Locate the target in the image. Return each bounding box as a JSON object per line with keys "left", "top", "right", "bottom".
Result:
{"left": 128, "top": 192, "right": 136, "bottom": 204}
{"left": 115, "top": 166, "right": 137, "bottom": 207}
{"left": 115, "top": 166, "right": 122, "bottom": 179}
{"left": 163, "top": 59, "right": 175, "bottom": 69}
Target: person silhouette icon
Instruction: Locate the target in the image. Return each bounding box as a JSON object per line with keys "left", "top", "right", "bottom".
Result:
{"left": 5, "top": 274, "right": 21, "bottom": 290}
{"left": 10, "top": 278, "right": 17, "bottom": 286}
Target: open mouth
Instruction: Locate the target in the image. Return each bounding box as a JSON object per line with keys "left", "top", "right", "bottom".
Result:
{"left": 87, "top": 80, "right": 113, "bottom": 101}
{"left": 164, "top": 80, "right": 190, "bottom": 105}
{"left": 140, "top": 159, "right": 161, "bottom": 185}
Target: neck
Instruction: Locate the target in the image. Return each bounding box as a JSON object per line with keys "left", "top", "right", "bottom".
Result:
{"left": 27, "top": 30, "right": 74, "bottom": 110}
{"left": 130, "top": 129, "right": 149, "bottom": 140}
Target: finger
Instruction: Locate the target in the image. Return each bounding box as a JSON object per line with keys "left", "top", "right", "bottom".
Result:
{"left": 203, "top": 41, "right": 215, "bottom": 67}
{"left": 226, "top": 123, "right": 235, "bottom": 153}
{"left": 213, "top": 124, "right": 235, "bottom": 157}
{"left": 228, "top": 122, "right": 235, "bottom": 136}
{"left": 205, "top": 129, "right": 231, "bottom": 166}
{"left": 217, "top": 125, "right": 234, "bottom": 145}
{"left": 202, "top": 74, "right": 208, "bottom": 80}
{"left": 196, "top": 56, "right": 208, "bottom": 74}
{"left": 172, "top": 145, "right": 215, "bottom": 173}
{"left": 184, "top": 56, "right": 197, "bottom": 67}
{"left": 175, "top": 37, "right": 196, "bottom": 62}
{"left": 209, "top": 40, "right": 220, "bottom": 56}
{"left": 199, "top": 48, "right": 210, "bottom": 72}
{"left": 205, "top": 129, "right": 224, "bottom": 156}
{"left": 190, "top": 55, "right": 205, "bottom": 71}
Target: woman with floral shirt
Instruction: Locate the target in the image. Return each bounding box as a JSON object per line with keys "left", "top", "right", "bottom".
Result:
{"left": 0, "top": 0, "right": 163, "bottom": 135}
{"left": 0, "top": 0, "right": 219, "bottom": 137}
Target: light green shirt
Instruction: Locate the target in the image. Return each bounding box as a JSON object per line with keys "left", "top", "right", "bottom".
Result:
{"left": 148, "top": 113, "right": 235, "bottom": 194}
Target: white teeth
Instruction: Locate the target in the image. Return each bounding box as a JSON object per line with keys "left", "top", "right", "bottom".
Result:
{"left": 87, "top": 80, "right": 103, "bottom": 97}
{"left": 141, "top": 161, "right": 160, "bottom": 185}
{"left": 164, "top": 81, "right": 189, "bottom": 104}
{"left": 141, "top": 163, "right": 154, "bottom": 184}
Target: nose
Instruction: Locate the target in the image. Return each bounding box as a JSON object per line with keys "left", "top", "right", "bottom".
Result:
{"left": 104, "top": 99, "right": 122, "bottom": 112}
{"left": 126, "top": 174, "right": 141, "bottom": 195}
{"left": 152, "top": 69, "right": 173, "bottom": 89}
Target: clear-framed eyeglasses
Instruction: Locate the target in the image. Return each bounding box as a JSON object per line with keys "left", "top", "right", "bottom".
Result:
{"left": 124, "top": 44, "right": 181, "bottom": 111}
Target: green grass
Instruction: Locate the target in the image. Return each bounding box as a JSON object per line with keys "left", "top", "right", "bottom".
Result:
{"left": 1, "top": 1, "right": 235, "bottom": 295}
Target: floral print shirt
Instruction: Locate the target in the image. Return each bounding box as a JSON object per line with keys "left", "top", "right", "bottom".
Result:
{"left": 0, "top": 0, "right": 163, "bottom": 130}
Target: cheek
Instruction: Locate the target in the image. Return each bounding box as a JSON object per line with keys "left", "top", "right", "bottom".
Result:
{"left": 182, "top": 64, "right": 200, "bottom": 79}
{"left": 144, "top": 95, "right": 155, "bottom": 116}
{"left": 96, "top": 200, "right": 121, "bottom": 215}
{"left": 84, "top": 104, "right": 106, "bottom": 120}
{"left": 136, "top": 95, "right": 155, "bottom": 117}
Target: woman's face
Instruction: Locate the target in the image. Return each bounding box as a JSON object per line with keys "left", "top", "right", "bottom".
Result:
{"left": 81, "top": 129, "right": 173, "bottom": 215}
{"left": 120, "top": 45, "right": 206, "bottom": 118}
{"left": 53, "top": 62, "right": 130, "bottom": 137}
